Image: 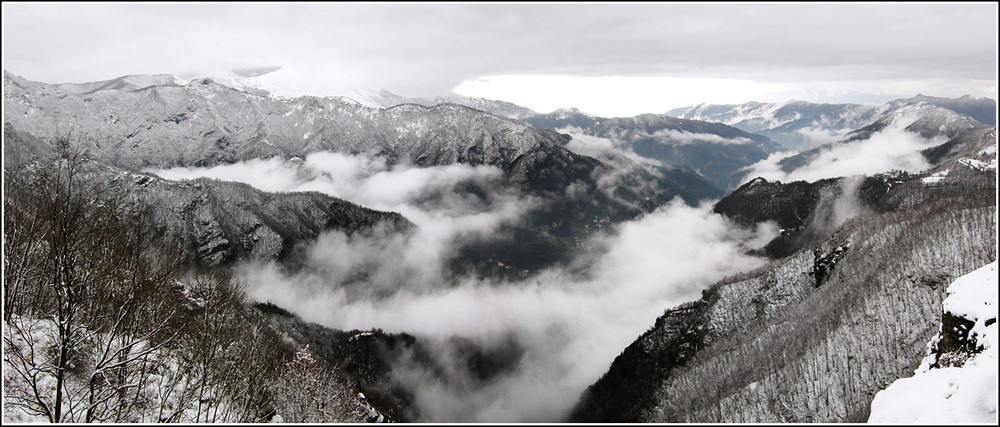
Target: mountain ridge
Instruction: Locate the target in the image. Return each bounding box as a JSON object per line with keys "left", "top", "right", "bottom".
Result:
{"left": 666, "top": 96, "right": 996, "bottom": 150}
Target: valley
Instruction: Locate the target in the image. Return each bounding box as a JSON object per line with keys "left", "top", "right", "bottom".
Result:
{"left": 3, "top": 69, "right": 996, "bottom": 423}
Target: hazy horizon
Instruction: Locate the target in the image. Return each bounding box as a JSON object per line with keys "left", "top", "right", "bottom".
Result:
{"left": 2, "top": 2, "right": 996, "bottom": 116}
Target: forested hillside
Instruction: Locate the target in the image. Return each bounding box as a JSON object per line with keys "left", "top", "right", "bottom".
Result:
{"left": 570, "top": 150, "right": 996, "bottom": 422}
{"left": 2, "top": 150, "right": 403, "bottom": 422}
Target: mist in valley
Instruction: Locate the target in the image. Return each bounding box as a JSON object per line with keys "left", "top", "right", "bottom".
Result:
{"left": 153, "top": 143, "right": 778, "bottom": 421}
{"left": 146, "top": 108, "right": 975, "bottom": 422}
{"left": 739, "top": 114, "right": 948, "bottom": 184}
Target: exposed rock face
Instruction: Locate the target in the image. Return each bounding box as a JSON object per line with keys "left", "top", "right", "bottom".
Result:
{"left": 931, "top": 313, "right": 980, "bottom": 367}
{"left": 811, "top": 244, "right": 849, "bottom": 288}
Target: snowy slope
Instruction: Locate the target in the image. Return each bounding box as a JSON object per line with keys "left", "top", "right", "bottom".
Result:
{"left": 667, "top": 97, "right": 995, "bottom": 150}
{"left": 868, "top": 261, "right": 998, "bottom": 424}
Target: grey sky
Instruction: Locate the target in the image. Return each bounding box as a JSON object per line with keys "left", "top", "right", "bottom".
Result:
{"left": 2, "top": 2, "right": 997, "bottom": 115}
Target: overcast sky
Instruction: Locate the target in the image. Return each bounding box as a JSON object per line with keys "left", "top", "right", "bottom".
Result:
{"left": 2, "top": 2, "right": 997, "bottom": 116}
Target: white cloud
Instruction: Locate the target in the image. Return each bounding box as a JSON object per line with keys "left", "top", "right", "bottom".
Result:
{"left": 794, "top": 125, "right": 852, "bottom": 147}
{"left": 740, "top": 115, "right": 946, "bottom": 184}
{"left": 561, "top": 130, "right": 660, "bottom": 166}
{"left": 647, "top": 128, "right": 753, "bottom": 145}
{"left": 239, "top": 199, "right": 774, "bottom": 422}
{"left": 740, "top": 151, "right": 799, "bottom": 184}
{"left": 153, "top": 157, "right": 301, "bottom": 193}
{"left": 153, "top": 156, "right": 776, "bottom": 422}
{"left": 3, "top": 3, "right": 995, "bottom": 115}
{"left": 241, "top": 200, "right": 773, "bottom": 422}
{"left": 152, "top": 152, "right": 535, "bottom": 295}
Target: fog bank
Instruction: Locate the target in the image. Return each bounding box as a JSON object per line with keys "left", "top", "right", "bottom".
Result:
{"left": 154, "top": 152, "right": 775, "bottom": 421}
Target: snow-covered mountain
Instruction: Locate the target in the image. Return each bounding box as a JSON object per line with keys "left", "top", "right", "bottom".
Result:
{"left": 522, "top": 107, "right": 604, "bottom": 130}
{"left": 774, "top": 102, "right": 993, "bottom": 177}
{"left": 520, "top": 107, "right": 785, "bottom": 192}
{"left": 582, "top": 114, "right": 784, "bottom": 191}
{"left": 55, "top": 74, "right": 186, "bottom": 94}
{"left": 667, "top": 96, "right": 996, "bottom": 150}
{"left": 163, "top": 67, "right": 541, "bottom": 120}
{"left": 888, "top": 94, "right": 997, "bottom": 126}
{"left": 358, "top": 88, "right": 540, "bottom": 120}
{"left": 5, "top": 67, "right": 996, "bottom": 424}
{"left": 3, "top": 71, "right": 562, "bottom": 171}
{"left": 3, "top": 70, "right": 724, "bottom": 276}
{"left": 3, "top": 129, "right": 410, "bottom": 268}
{"left": 570, "top": 140, "right": 996, "bottom": 422}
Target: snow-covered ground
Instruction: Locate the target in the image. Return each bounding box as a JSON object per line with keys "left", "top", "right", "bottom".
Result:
{"left": 868, "top": 261, "right": 998, "bottom": 424}
{"left": 922, "top": 169, "right": 950, "bottom": 184}
{"left": 3, "top": 314, "right": 233, "bottom": 423}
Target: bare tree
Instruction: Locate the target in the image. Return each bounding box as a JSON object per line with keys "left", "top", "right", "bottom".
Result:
{"left": 271, "top": 345, "right": 366, "bottom": 423}
{"left": 3, "top": 140, "right": 185, "bottom": 422}
{"left": 5, "top": 138, "right": 354, "bottom": 423}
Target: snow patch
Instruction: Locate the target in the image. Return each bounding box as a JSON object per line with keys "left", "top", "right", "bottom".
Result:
{"left": 868, "top": 262, "right": 998, "bottom": 424}
{"left": 959, "top": 158, "right": 996, "bottom": 172}
{"left": 922, "top": 169, "right": 950, "bottom": 183}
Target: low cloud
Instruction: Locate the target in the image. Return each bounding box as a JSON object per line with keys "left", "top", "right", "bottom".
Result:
{"left": 741, "top": 116, "right": 946, "bottom": 184}
{"left": 646, "top": 129, "right": 753, "bottom": 145}
{"left": 154, "top": 157, "right": 775, "bottom": 422}
{"left": 558, "top": 129, "right": 672, "bottom": 210}
{"left": 152, "top": 151, "right": 536, "bottom": 296}
{"left": 737, "top": 150, "right": 798, "bottom": 183}
{"left": 560, "top": 128, "right": 660, "bottom": 166}
{"left": 794, "top": 125, "right": 852, "bottom": 147}
{"left": 807, "top": 175, "right": 872, "bottom": 234}
{"left": 239, "top": 201, "right": 774, "bottom": 422}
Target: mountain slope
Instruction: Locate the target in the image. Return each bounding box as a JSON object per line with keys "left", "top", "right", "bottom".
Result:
{"left": 889, "top": 94, "right": 997, "bottom": 126}
{"left": 3, "top": 71, "right": 566, "bottom": 171}
{"left": 584, "top": 114, "right": 782, "bottom": 191}
{"left": 868, "top": 261, "right": 997, "bottom": 423}
{"left": 568, "top": 138, "right": 996, "bottom": 422}
{"left": 5, "top": 148, "right": 410, "bottom": 268}
{"left": 520, "top": 108, "right": 783, "bottom": 192}
{"left": 2, "top": 71, "right": 719, "bottom": 207}
{"left": 359, "top": 88, "right": 539, "bottom": 120}
{"left": 3, "top": 71, "right": 724, "bottom": 275}
{"left": 776, "top": 103, "right": 993, "bottom": 175}
{"left": 667, "top": 96, "right": 996, "bottom": 150}
{"left": 522, "top": 107, "right": 604, "bottom": 130}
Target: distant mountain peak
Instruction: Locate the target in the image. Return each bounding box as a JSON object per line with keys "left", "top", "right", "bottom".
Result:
{"left": 550, "top": 107, "right": 593, "bottom": 118}
{"left": 231, "top": 65, "right": 282, "bottom": 78}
